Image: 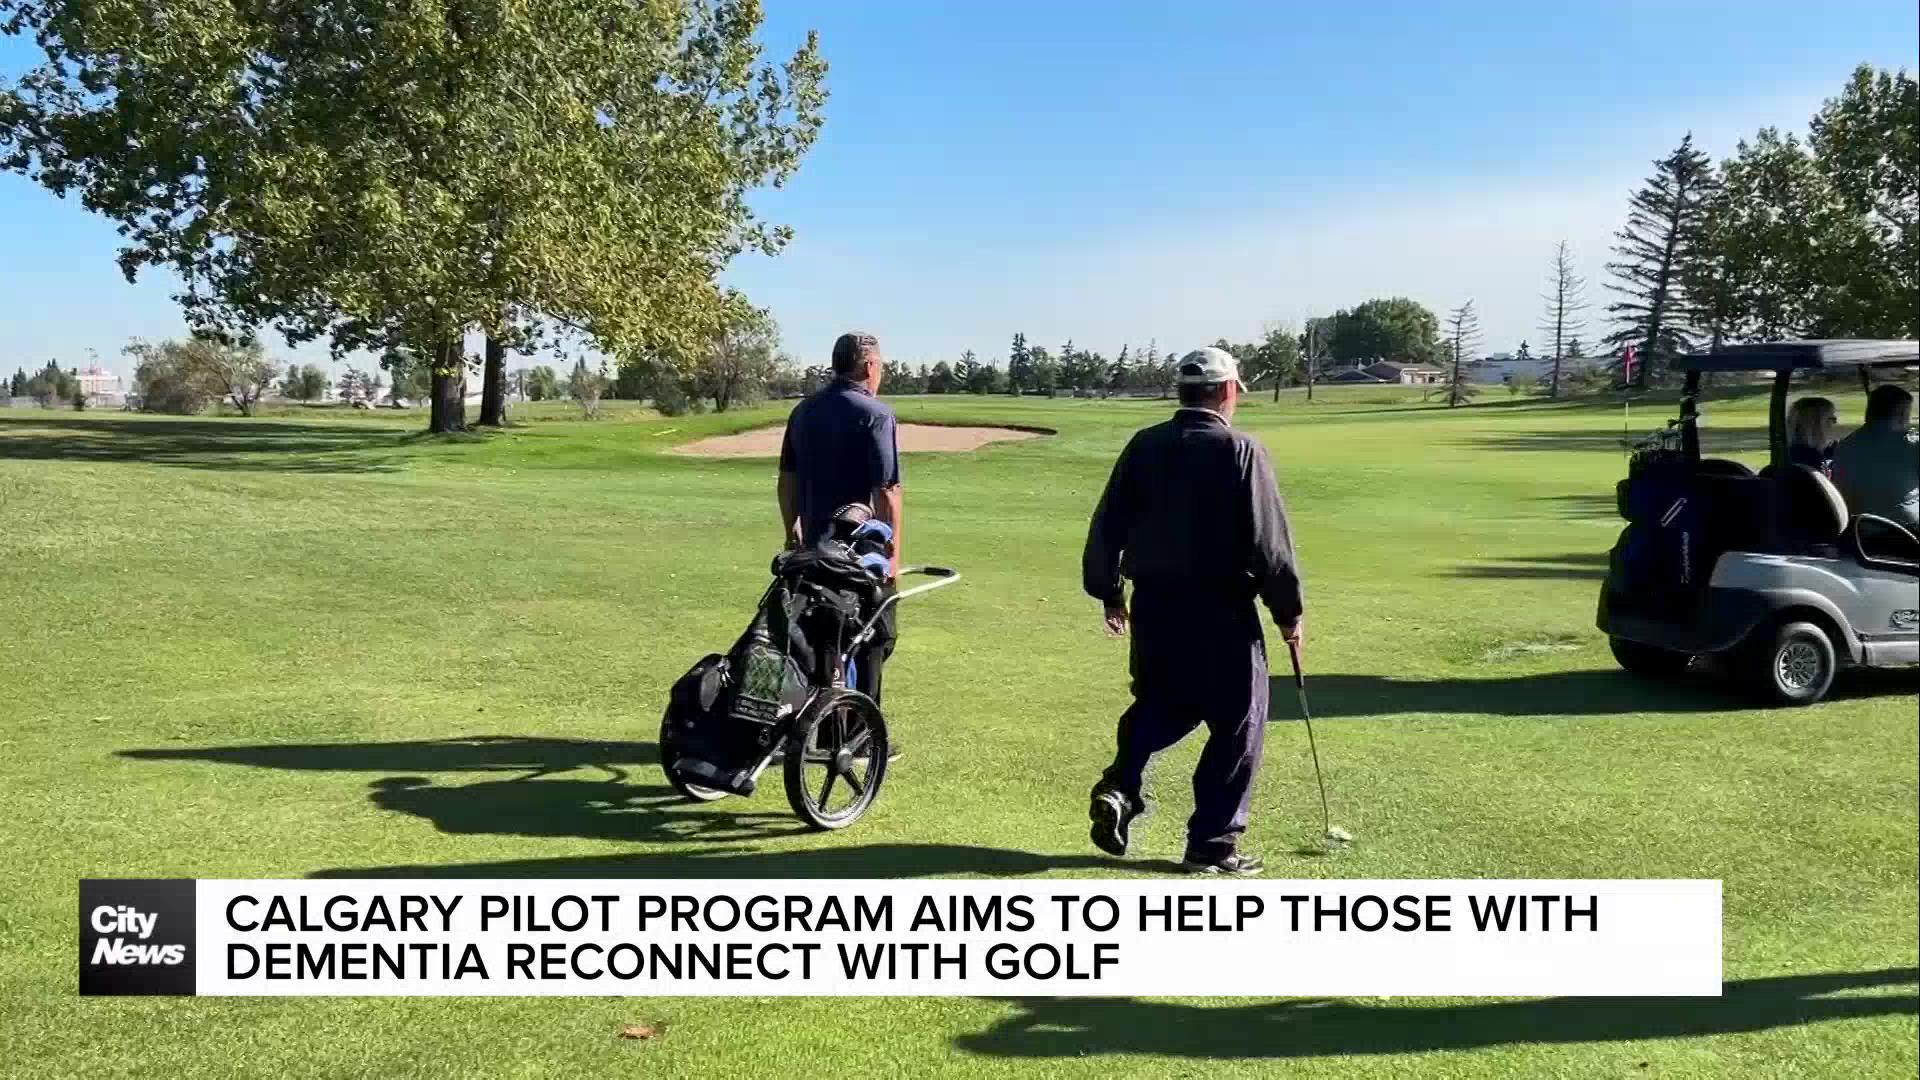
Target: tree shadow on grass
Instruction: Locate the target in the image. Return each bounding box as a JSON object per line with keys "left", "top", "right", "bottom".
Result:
{"left": 1447, "top": 552, "right": 1609, "bottom": 581}
{"left": 118, "top": 736, "right": 795, "bottom": 846}
{"left": 121, "top": 735, "right": 1177, "bottom": 876}
{"left": 1265, "top": 667, "right": 1918, "bottom": 721}
{"left": 119, "top": 735, "right": 657, "bottom": 777}
{"left": 312, "top": 843, "right": 1165, "bottom": 880}
{"left": 1470, "top": 425, "right": 1770, "bottom": 456}
{"left": 955, "top": 968, "right": 1918, "bottom": 1060}
{"left": 1540, "top": 493, "right": 1621, "bottom": 520}
{"left": 0, "top": 414, "right": 416, "bottom": 472}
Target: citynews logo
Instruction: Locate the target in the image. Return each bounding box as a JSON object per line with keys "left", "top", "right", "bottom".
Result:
{"left": 79, "top": 880, "right": 197, "bottom": 995}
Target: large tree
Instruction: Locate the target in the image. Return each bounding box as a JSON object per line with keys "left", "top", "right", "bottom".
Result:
{"left": 281, "top": 363, "right": 329, "bottom": 403}
{"left": 1251, "top": 322, "right": 1302, "bottom": 401}
{"left": 1538, "top": 240, "right": 1588, "bottom": 398}
{"left": 1005, "top": 333, "right": 1031, "bottom": 394}
{"left": 1443, "top": 300, "right": 1481, "bottom": 408}
{"left": 1327, "top": 297, "right": 1440, "bottom": 366}
{"left": 23, "top": 359, "right": 74, "bottom": 405}
{"left": 1299, "top": 317, "right": 1335, "bottom": 402}
{"left": 183, "top": 334, "right": 278, "bottom": 415}
{"left": 692, "top": 301, "right": 780, "bottom": 412}
{"left": 1809, "top": 64, "right": 1918, "bottom": 337}
{"left": 1605, "top": 134, "right": 1716, "bottom": 386}
{"left": 1695, "top": 129, "right": 1842, "bottom": 343}
{"left": 1, "top": 0, "right": 827, "bottom": 434}
{"left": 1696, "top": 66, "right": 1918, "bottom": 343}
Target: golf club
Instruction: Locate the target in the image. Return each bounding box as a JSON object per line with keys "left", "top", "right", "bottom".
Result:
{"left": 1287, "top": 639, "right": 1352, "bottom": 852}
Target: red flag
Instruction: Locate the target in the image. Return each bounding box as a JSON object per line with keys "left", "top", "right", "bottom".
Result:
{"left": 1621, "top": 345, "right": 1638, "bottom": 385}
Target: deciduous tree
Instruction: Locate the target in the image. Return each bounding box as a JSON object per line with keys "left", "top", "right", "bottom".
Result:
{"left": 694, "top": 303, "right": 781, "bottom": 412}
{"left": 525, "top": 365, "right": 560, "bottom": 402}
{"left": 1327, "top": 298, "right": 1440, "bottom": 366}
{"left": 182, "top": 335, "right": 277, "bottom": 415}
{"left": 0, "top": 0, "right": 828, "bottom": 434}
{"left": 1539, "top": 240, "right": 1588, "bottom": 398}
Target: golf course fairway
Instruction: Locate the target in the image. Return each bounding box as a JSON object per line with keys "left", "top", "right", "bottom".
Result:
{"left": 2, "top": 386, "right": 1914, "bottom": 1077}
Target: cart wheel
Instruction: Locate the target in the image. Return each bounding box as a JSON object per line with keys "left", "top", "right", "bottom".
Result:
{"left": 784, "top": 689, "right": 888, "bottom": 830}
{"left": 1750, "top": 621, "right": 1836, "bottom": 707}
{"left": 660, "top": 655, "right": 730, "bottom": 802}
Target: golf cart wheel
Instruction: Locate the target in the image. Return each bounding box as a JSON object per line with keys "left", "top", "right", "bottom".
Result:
{"left": 1750, "top": 621, "right": 1837, "bottom": 707}
{"left": 1609, "top": 637, "right": 1692, "bottom": 679}
{"left": 784, "top": 689, "right": 888, "bottom": 830}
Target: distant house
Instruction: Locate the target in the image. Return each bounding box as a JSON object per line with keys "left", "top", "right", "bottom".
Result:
{"left": 1323, "top": 367, "right": 1387, "bottom": 384}
{"left": 1362, "top": 361, "right": 1447, "bottom": 385}
{"left": 1467, "top": 356, "right": 1600, "bottom": 384}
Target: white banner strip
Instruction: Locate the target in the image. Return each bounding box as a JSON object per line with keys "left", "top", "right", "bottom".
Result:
{"left": 194, "top": 879, "right": 1721, "bottom": 997}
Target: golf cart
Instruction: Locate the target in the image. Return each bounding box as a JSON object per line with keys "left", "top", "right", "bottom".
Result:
{"left": 1596, "top": 339, "right": 1919, "bottom": 705}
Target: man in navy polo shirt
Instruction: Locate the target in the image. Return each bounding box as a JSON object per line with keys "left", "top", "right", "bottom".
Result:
{"left": 778, "top": 331, "right": 904, "bottom": 710}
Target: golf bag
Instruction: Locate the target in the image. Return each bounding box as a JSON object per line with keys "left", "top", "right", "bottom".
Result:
{"left": 662, "top": 506, "right": 893, "bottom": 797}
{"left": 1613, "top": 453, "right": 1701, "bottom": 611}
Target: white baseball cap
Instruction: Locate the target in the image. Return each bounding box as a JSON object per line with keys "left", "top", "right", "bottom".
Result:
{"left": 1176, "top": 347, "right": 1246, "bottom": 391}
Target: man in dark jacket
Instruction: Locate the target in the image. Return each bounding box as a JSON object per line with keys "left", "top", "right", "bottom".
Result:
{"left": 1082, "top": 346, "right": 1305, "bottom": 875}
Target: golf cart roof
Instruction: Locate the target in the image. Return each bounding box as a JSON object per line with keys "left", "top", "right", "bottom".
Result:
{"left": 1675, "top": 339, "right": 1919, "bottom": 372}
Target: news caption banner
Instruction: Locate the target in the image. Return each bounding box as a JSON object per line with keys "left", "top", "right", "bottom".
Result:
{"left": 81, "top": 879, "right": 1721, "bottom": 997}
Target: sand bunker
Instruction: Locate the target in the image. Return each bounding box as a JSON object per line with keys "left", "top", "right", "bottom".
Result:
{"left": 674, "top": 423, "right": 1047, "bottom": 458}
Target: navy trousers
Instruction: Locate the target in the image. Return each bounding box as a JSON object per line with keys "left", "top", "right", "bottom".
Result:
{"left": 1097, "top": 592, "right": 1269, "bottom": 862}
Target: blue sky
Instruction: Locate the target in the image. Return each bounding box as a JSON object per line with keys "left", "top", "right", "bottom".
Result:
{"left": 3, "top": 2, "right": 1916, "bottom": 379}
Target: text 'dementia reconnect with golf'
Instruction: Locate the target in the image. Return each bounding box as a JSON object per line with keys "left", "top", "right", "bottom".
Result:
{"left": 81, "top": 879, "right": 1721, "bottom": 997}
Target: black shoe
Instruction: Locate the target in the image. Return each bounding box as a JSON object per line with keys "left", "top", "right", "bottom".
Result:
{"left": 1182, "top": 851, "right": 1264, "bottom": 876}
{"left": 1089, "top": 789, "right": 1146, "bottom": 857}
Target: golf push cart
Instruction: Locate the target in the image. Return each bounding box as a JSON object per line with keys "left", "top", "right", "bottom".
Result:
{"left": 1598, "top": 339, "right": 1919, "bottom": 706}
{"left": 658, "top": 504, "right": 959, "bottom": 829}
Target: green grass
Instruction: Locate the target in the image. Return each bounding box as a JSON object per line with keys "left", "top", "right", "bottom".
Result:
{"left": 2, "top": 386, "right": 1914, "bottom": 1078}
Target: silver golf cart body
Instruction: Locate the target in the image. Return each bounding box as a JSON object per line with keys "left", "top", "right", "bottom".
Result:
{"left": 1596, "top": 339, "right": 1919, "bottom": 704}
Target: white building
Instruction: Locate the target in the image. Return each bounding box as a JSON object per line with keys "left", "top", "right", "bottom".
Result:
{"left": 76, "top": 365, "right": 127, "bottom": 405}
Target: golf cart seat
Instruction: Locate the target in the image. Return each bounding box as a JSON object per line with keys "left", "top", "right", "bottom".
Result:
{"left": 1698, "top": 458, "right": 1756, "bottom": 477}
{"left": 1773, "top": 464, "right": 1849, "bottom": 551}
{"left": 1693, "top": 471, "right": 1778, "bottom": 555}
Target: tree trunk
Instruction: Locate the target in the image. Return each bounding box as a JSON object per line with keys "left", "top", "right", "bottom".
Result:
{"left": 428, "top": 337, "right": 467, "bottom": 434}
{"left": 478, "top": 333, "right": 508, "bottom": 427}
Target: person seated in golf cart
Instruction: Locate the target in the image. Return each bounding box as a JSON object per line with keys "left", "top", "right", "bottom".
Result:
{"left": 1599, "top": 339, "right": 1919, "bottom": 707}
{"left": 1829, "top": 384, "right": 1918, "bottom": 529}
{"left": 1786, "top": 396, "right": 1838, "bottom": 473}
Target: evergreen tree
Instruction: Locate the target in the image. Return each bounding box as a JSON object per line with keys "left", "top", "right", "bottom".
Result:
{"left": 1006, "top": 334, "right": 1030, "bottom": 394}
{"left": 1108, "top": 345, "right": 1131, "bottom": 396}
{"left": 1445, "top": 300, "right": 1482, "bottom": 408}
{"left": 1605, "top": 134, "right": 1717, "bottom": 387}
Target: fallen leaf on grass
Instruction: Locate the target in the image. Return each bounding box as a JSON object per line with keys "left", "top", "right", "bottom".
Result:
{"left": 618, "top": 1023, "right": 663, "bottom": 1040}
